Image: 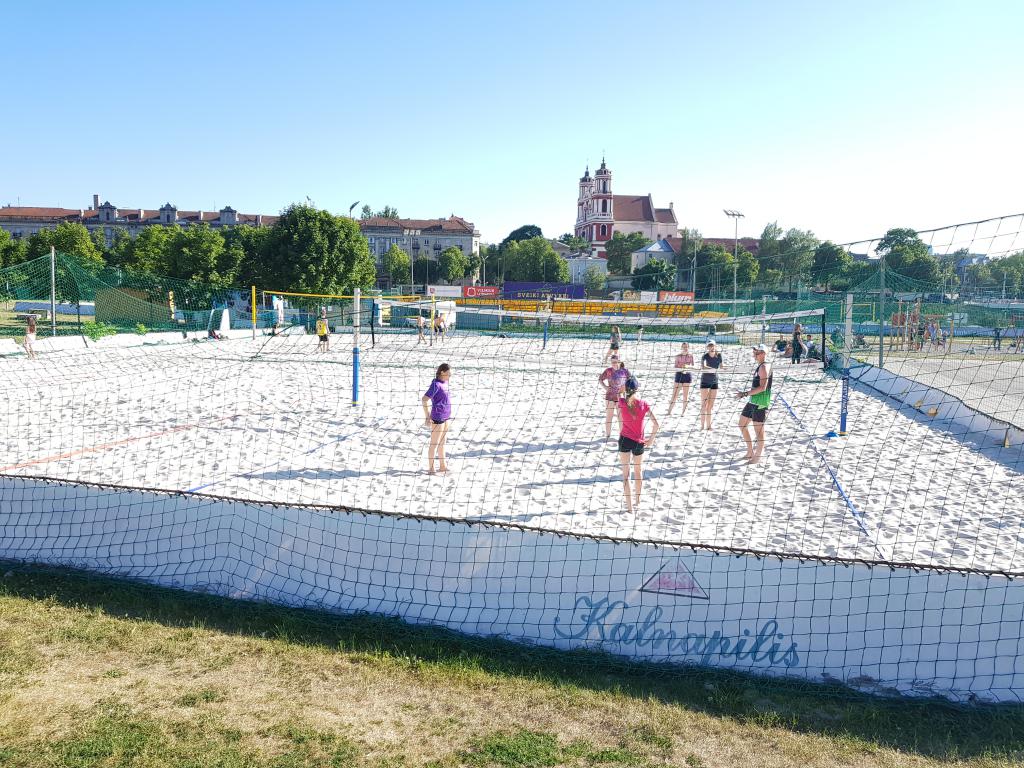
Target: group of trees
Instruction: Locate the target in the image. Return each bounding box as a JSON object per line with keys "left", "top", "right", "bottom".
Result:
{"left": 0, "top": 205, "right": 377, "bottom": 296}
{"left": 476, "top": 226, "right": 569, "bottom": 284}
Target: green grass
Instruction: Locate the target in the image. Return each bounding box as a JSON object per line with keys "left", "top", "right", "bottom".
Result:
{"left": 1, "top": 563, "right": 1022, "bottom": 767}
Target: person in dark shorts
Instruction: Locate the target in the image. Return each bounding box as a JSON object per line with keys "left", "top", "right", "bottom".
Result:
{"left": 421, "top": 363, "right": 452, "bottom": 474}
{"left": 599, "top": 356, "right": 631, "bottom": 439}
{"left": 668, "top": 342, "right": 694, "bottom": 415}
{"left": 699, "top": 340, "right": 724, "bottom": 430}
{"left": 604, "top": 325, "right": 622, "bottom": 363}
{"left": 736, "top": 344, "right": 773, "bottom": 464}
{"left": 791, "top": 323, "right": 803, "bottom": 364}
{"left": 315, "top": 308, "right": 329, "bottom": 352}
{"left": 616, "top": 376, "right": 659, "bottom": 513}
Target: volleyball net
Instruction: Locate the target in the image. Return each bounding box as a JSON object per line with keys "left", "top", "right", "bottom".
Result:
{"left": 1, "top": 217, "right": 1023, "bottom": 702}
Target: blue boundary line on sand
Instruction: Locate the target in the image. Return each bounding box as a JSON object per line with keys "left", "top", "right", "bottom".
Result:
{"left": 777, "top": 394, "right": 884, "bottom": 557}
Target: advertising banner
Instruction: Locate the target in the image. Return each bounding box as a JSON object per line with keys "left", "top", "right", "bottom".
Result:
{"left": 463, "top": 285, "right": 500, "bottom": 299}
{"left": 427, "top": 285, "right": 463, "bottom": 298}
{"left": 658, "top": 291, "right": 695, "bottom": 304}
{"left": 502, "top": 282, "right": 585, "bottom": 300}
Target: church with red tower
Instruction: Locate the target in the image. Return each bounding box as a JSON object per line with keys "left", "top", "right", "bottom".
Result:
{"left": 574, "top": 158, "right": 679, "bottom": 257}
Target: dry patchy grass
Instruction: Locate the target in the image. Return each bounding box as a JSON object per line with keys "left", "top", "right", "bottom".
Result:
{"left": 0, "top": 564, "right": 1021, "bottom": 768}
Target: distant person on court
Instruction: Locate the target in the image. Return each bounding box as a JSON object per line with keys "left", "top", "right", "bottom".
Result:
{"left": 699, "top": 340, "right": 724, "bottom": 430}
{"left": 791, "top": 323, "right": 803, "bottom": 364}
{"left": 736, "top": 344, "right": 773, "bottom": 464}
{"left": 604, "top": 325, "right": 622, "bottom": 363}
{"left": 422, "top": 363, "right": 452, "bottom": 474}
{"left": 617, "top": 376, "right": 659, "bottom": 514}
{"left": 668, "top": 342, "right": 694, "bottom": 416}
{"left": 433, "top": 313, "right": 446, "bottom": 345}
{"left": 416, "top": 314, "right": 426, "bottom": 344}
{"left": 599, "top": 356, "right": 630, "bottom": 439}
{"left": 24, "top": 314, "right": 37, "bottom": 359}
{"left": 994, "top": 326, "right": 1002, "bottom": 350}
{"left": 315, "top": 308, "right": 329, "bottom": 353}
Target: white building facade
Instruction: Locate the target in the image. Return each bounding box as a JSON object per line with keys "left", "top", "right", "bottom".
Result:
{"left": 0, "top": 195, "right": 276, "bottom": 246}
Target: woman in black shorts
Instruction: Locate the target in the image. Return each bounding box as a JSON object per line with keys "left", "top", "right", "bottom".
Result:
{"left": 699, "top": 340, "right": 724, "bottom": 430}
{"left": 668, "top": 342, "right": 694, "bottom": 415}
{"left": 604, "top": 325, "right": 622, "bottom": 363}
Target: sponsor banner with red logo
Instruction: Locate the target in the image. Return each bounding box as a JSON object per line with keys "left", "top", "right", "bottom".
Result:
{"left": 658, "top": 291, "right": 695, "bottom": 304}
{"left": 463, "top": 285, "right": 499, "bottom": 299}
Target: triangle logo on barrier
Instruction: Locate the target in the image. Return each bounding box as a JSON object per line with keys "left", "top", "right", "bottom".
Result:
{"left": 640, "top": 557, "right": 709, "bottom": 600}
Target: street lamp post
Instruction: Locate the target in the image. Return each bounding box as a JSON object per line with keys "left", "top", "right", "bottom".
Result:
{"left": 348, "top": 200, "right": 360, "bottom": 219}
{"left": 724, "top": 209, "right": 744, "bottom": 310}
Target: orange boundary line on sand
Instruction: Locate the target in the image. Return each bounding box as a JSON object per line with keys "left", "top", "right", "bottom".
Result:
{"left": 0, "top": 414, "right": 241, "bottom": 473}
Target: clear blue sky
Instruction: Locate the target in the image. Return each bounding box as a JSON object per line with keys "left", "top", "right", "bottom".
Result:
{"left": 3, "top": 0, "right": 1021, "bottom": 250}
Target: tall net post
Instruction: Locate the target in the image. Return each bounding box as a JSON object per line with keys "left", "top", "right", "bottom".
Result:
{"left": 49, "top": 245, "right": 57, "bottom": 337}
{"left": 250, "top": 285, "right": 257, "bottom": 340}
{"left": 352, "top": 287, "right": 361, "bottom": 407}
{"left": 840, "top": 292, "right": 853, "bottom": 436}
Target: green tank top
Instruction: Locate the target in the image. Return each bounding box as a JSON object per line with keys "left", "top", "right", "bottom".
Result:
{"left": 749, "top": 364, "right": 772, "bottom": 408}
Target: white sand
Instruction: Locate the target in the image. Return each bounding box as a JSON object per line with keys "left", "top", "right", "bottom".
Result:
{"left": 1, "top": 330, "right": 1021, "bottom": 573}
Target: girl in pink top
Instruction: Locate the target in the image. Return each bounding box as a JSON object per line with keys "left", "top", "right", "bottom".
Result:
{"left": 598, "top": 356, "right": 630, "bottom": 439}
{"left": 616, "top": 376, "right": 659, "bottom": 513}
{"left": 668, "top": 342, "right": 693, "bottom": 415}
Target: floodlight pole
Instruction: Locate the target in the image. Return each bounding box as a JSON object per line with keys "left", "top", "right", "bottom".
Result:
{"left": 49, "top": 245, "right": 57, "bottom": 337}
{"left": 724, "top": 210, "right": 744, "bottom": 310}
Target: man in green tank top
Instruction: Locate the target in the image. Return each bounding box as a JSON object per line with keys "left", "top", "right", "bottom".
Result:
{"left": 736, "top": 344, "right": 772, "bottom": 464}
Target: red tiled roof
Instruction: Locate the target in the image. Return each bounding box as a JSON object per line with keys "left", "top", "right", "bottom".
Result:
{"left": 360, "top": 215, "right": 475, "bottom": 234}
{"left": 665, "top": 236, "right": 684, "bottom": 253}
{"left": 0, "top": 205, "right": 277, "bottom": 227}
{"left": 613, "top": 195, "right": 654, "bottom": 222}
{"left": 655, "top": 207, "right": 677, "bottom": 224}
{"left": 0, "top": 206, "right": 81, "bottom": 220}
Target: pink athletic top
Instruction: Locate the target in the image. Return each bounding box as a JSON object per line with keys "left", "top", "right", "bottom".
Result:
{"left": 599, "top": 366, "right": 631, "bottom": 402}
{"left": 618, "top": 397, "right": 651, "bottom": 442}
{"left": 674, "top": 353, "right": 693, "bottom": 368}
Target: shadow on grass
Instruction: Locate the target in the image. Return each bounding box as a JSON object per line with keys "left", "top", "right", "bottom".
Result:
{"left": 1, "top": 561, "right": 1022, "bottom": 762}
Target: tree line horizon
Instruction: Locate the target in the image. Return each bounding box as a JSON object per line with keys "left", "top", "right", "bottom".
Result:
{"left": 0, "top": 204, "right": 1020, "bottom": 299}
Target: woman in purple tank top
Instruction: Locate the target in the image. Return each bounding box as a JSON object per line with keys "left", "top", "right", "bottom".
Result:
{"left": 421, "top": 363, "right": 452, "bottom": 474}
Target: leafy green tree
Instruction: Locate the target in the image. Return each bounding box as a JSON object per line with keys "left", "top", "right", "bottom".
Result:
{"left": 761, "top": 268, "right": 783, "bottom": 290}
{"left": 812, "top": 241, "right": 852, "bottom": 290}
{"left": 122, "top": 225, "right": 174, "bottom": 273}
{"left": 0, "top": 229, "right": 28, "bottom": 268}
{"left": 413, "top": 256, "right": 439, "bottom": 285}
{"left": 558, "top": 233, "right": 590, "bottom": 252}
{"left": 382, "top": 244, "right": 412, "bottom": 284}
{"left": 438, "top": 246, "right": 468, "bottom": 283}
{"left": 464, "top": 252, "right": 482, "bottom": 280}
{"left": 360, "top": 204, "right": 373, "bottom": 219}
{"left": 583, "top": 265, "right": 607, "bottom": 296}
{"left": 694, "top": 243, "right": 733, "bottom": 296}
{"left": 604, "top": 231, "right": 652, "bottom": 275}
{"left": 375, "top": 205, "right": 399, "bottom": 219}
{"left": 263, "top": 204, "right": 375, "bottom": 294}
{"left": 499, "top": 225, "right": 543, "bottom": 253}
{"left": 778, "top": 228, "right": 819, "bottom": 293}
{"left": 163, "top": 224, "right": 229, "bottom": 285}
{"left": 876, "top": 228, "right": 940, "bottom": 283}
{"left": 503, "top": 237, "right": 568, "bottom": 282}
{"left": 758, "top": 222, "right": 783, "bottom": 270}
{"left": 631, "top": 257, "right": 675, "bottom": 291}
{"left": 26, "top": 222, "right": 105, "bottom": 273}
{"left": 477, "top": 244, "right": 501, "bottom": 284}
{"left": 736, "top": 249, "right": 759, "bottom": 288}
{"left": 222, "top": 225, "right": 271, "bottom": 287}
